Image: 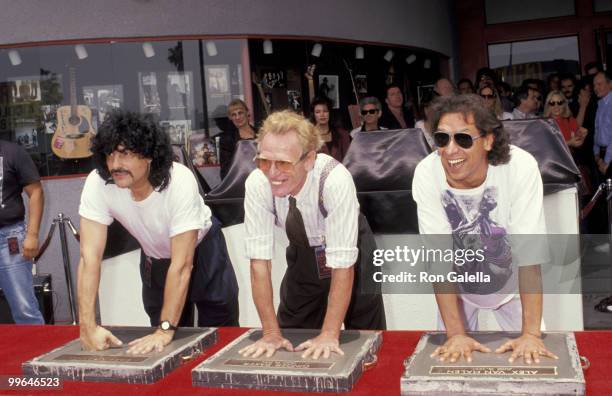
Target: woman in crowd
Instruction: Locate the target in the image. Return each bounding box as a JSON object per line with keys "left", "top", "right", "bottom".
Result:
{"left": 414, "top": 91, "right": 435, "bottom": 148}
{"left": 309, "top": 96, "right": 351, "bottom": 162}
{"left": 350, "top": 96, "right": 387, "bottom": 138}
{"left": 543, "top": 90, "right": 587, "bottom": 149}
{"left": 218, "top": 99, "right": 257, "bottom": 179}
{"left": 479, "top": 84, "right": 513, "bottom": 120}
{"left": 544, "top": 90, "right": 592, "bottom": 200}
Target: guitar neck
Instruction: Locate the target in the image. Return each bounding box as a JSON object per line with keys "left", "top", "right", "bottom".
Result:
{"left": 307, "top": 79, "right": 315, "bottom": 102}
{"left": 69, "top": 67, "right": 77, "bottom": 117}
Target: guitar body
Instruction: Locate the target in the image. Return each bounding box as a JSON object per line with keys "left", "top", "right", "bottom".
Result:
{"left": 52, "top": 105, "right": 94, "bottom": 159}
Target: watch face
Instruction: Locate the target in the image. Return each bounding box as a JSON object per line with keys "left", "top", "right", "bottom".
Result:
{"left": 161, "top": 321, "right": 170, "bottom": 330}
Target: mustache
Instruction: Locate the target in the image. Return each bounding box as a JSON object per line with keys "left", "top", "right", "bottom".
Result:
{"left": 111, "top": 168, "right": 132, "bottom": 176}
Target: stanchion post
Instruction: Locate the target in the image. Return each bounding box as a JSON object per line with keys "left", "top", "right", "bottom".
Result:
{"left": 55, "top": 213, "right": 78, "bottom": 325}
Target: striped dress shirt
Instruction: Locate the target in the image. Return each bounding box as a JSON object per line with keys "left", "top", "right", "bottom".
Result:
{"left": 244, "top": 153, "right": 359, "bottom": 268}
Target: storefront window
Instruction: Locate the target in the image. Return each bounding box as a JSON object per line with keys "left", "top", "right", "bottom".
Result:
{"left": 0, "top": 39, "right": 248, "bottom": 177}
{"left": 485, "top": 0, "right": 574, "bottom": 24}
{"left": 594, "top": 0, "right": 612, "bottom": 13}
{"left": 488, "top": 36, "right": 580, "bottom": 87}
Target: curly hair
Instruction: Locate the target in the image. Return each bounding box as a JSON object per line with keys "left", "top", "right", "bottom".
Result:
{"left": 91, "top": 110, "right": 173, "bottom": 191}
{"left": 430, "top": 94, "right": 510, "bottom": 166}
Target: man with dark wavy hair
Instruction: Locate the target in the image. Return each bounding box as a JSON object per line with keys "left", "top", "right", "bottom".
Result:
{"left": 412, "top": 94, "right": 556, "bottom": 365}
{"left": 77, "top": 111, "right": 238, "bottom": 354}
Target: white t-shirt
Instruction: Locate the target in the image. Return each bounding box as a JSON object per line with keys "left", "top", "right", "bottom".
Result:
{"left": 244, "top": 153, "right": 359, "bottom": 268}
{"left": 79, "top": 162, "right": 212, "bottom": 259}
{"left": 412, "top": 145, "right": 548, "bottom": 308}
{"left": 415, "top": 120, "right": 435, "bottom": 148}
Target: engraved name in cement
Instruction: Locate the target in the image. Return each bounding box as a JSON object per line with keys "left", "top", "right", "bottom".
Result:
{"left": 401, "top": 331, "right": 585, "bottom": 396}
{"left": 192, "top": 328, "right": 382, "bottom": 393}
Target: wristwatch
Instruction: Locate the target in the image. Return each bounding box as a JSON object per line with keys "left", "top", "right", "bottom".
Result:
{"left": 159, "top": 320, "right": 178, "bottom": 332}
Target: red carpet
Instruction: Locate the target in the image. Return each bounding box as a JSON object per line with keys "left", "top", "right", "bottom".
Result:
{"left": 0, "top": 325, "right": 606, "bottom": 395}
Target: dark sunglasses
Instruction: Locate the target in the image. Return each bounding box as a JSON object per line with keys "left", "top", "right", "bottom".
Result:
{"left": 548, "top": 100, "right": 565, "bottom": 106}
{"left": 254, "top": 151, "right": 309, "bottom": 173}
{"left": 480, "top": 93, "right": 496, "bottom": 99}
{"left": 434, "top": 131, "right": 483, "bottom": 149}
{"left": 361, "top": 109, "right": 379, "bottom": 115}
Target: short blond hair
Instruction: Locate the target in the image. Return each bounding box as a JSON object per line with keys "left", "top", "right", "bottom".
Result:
{"left": 227, "top": 99, "right": 248, "bottom": 115}
{"left": 257, "top": 110, "right": 323, "bottom": 153}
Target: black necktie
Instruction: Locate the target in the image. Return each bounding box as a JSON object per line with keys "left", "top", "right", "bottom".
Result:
{"left": 285, "top": 196, "right": 310, "bottom": 247}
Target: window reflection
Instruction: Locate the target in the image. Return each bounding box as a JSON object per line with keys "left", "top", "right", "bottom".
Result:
{"left": 488, "top": 36, "right": 580, "bottom": 87}
{"left": 0, "top": 39, "right": 247, "bottom": 177}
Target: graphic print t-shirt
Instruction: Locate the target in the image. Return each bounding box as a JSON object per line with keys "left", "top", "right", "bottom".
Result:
{"left": 412, "top": 145, "right": 548, "bottom": 308}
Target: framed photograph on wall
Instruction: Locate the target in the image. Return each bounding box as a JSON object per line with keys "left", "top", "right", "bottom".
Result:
{"left": 204, "top": 65, "right": 231, "bottom": 116}
{"left": 355, "top": 74, "right": 368, "bottom": 94}
{"left": 417, "top": 84, "right": 435, "bottom": 106}
{"left": 287, "top": 90, "right": 302, "bottom": 113}
{"left": 82, "top": 85, "right": 124, "bottom": 128}
{"left": 41, "top": 105, "right": 60, "bottom": 134}
{"left": 205, "top": 66, "right": 230, "bottom": 96}
{"left": 138, "top": 72, "right": 161, "bottom": 115}
{"left": 189, "top": 132, "right": 219, "bottom": 167}
{"left": 14, "top": 123, "right": 38, "bottom": 150}
{"left": 8, "top": 77, "right": 42, "bottom": 103}
{"left": 318, "top": 75, "right": 339, "bottom": 109}
{"left": 261, "top": 70, "right": 286, "bottom": 89}
{"left": 161, "top": 119, "right": 190, "bottom": 148}
{"left": 167, "top": 72, "right": 193, "bottom": 110}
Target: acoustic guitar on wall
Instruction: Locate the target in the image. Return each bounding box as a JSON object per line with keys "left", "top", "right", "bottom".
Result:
{"left": 51, "top": 67, "right": 95, "bottom": 159}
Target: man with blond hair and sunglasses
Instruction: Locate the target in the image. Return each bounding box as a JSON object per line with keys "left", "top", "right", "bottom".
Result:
{"left": 240, "top": 110, "right": 385, "bottom": 360}
{"left": 412, "top": 95, "right": 557, "bottom": 365}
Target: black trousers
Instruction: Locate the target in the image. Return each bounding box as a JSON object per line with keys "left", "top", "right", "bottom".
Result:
{"left": 139, "top": 248, "right": 239, "bottom": 327}
{"left": 277, "top": 214, "right": 386, "bottom": 330}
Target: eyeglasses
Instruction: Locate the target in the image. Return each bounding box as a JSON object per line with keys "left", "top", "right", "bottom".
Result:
{"left": 361, "top": 109, "right": 379, "bottom": 115}
{"left": 254, "top": 151, "right": 310, "bottom": 172}
{"left": 433, "top": 130, "right": 483, "bottom": 149}
{"left": 548, "top": 100, "right": 565, "bottom": 106}
{"left": 480, "top": 94, "right": 496, "bottom": 99}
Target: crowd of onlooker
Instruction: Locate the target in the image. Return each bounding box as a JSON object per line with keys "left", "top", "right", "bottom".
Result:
{"left": 217, "top": 63, "right": 612, "bottom": 232}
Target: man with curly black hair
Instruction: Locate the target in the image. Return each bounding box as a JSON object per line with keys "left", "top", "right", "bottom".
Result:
{"left": 412, "top": 94, "right": 556, "bottom": 365}
{"left": 77, "top": 110, "right": 238, "bottom": 354}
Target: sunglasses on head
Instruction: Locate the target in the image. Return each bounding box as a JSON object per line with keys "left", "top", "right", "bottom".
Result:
{"left": 361, "top": 109, "right": 378, "bottom": 115}
{"left": 480, "top": 93, "right": 496, "bottom": 99}
{"left": 548, "top": 100, "right": 565, "bottom": 106}
{"left": 434, "top": 130, "right": 483, "bottom": 149}
{"left": 254, "top": 151, "right": 310, "bottom": 173}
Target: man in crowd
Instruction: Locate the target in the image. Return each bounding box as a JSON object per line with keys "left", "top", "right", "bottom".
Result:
{"left": 434, "top": 78, "right": 456, "bottom": 97}
{"left": 560, "top": 73, "right": 579, "bottom": 116}
{"left": 593, "top": 71, "right": 612, "bottom": 178}
{"left": 412, "top": 94, "right": 556, "bottom": 364}
{"left": 0, "top": 140, "right": 44, "bottom": 324}
{"left": 240, "top": 110, "right": 385, "bottom": 360}
{"left": 379, "top": 84, "right": 415, "bottom": 130}
{"left": 457, "top": 78, "right": 474, "bottom": 95}
{"left": 78, "top": 111, "right": 239, "bottom": 354}
{"left": 350, "top": 96, "right": 387, "bottom": 138}
{"left": 512, "top": 86, "right": 541, "bottom": 119}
